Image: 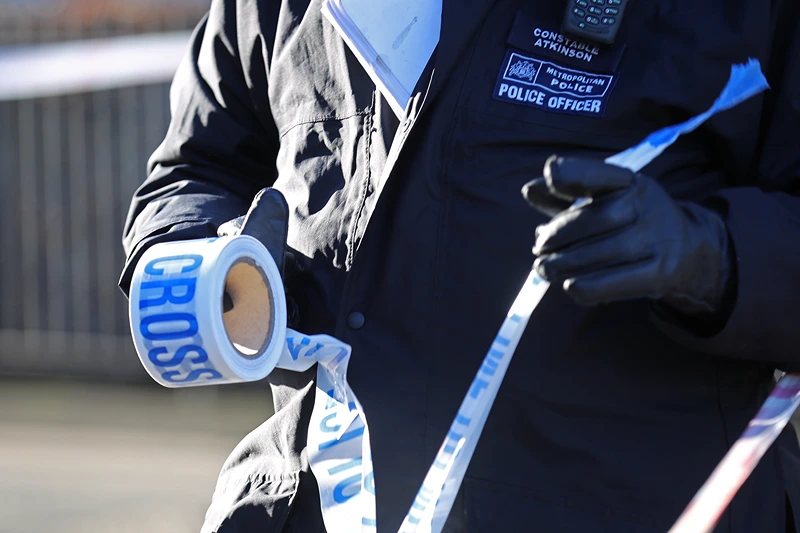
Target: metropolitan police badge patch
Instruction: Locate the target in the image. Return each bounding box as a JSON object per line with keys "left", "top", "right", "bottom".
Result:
{"left": 494, "top": 50, "right": 617, "bottom": 116}
{"left": 493, "top": 12, "right": 625, "bottom": 118}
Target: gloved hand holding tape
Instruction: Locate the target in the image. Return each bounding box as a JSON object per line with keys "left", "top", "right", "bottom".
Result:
{"left": 129, "top": 189, "right": 377, "bottom": 531}
{"left": 128, "top": 59, "right": 800, "bottom": 533}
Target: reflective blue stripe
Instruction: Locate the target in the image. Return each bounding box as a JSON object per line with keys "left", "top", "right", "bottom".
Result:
{"left": 456, "top": 414, "right": 471, "bottom": 426}
{"left": 488, "top": 349, "right": 504, "bottom": 359}
{"left": 447, "top": 430, "right": 463, "bottom": 441}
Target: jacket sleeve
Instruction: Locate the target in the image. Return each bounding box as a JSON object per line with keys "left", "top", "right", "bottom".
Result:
{"left": 653, "top": 7, "right": 800, "bottom": 370}
{"left": 119, "top": 0, "right": 280, "bottom": 294}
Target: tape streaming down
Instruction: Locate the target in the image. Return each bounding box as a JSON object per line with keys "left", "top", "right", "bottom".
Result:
{"left": 129, "top": 235, "right": 377, "bottom": 531}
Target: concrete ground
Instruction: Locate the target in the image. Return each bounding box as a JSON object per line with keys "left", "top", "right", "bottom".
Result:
{"left": 0, "top": 378, "right": 273, "bottom": 533}
{"left": 1, "top": 376, "right": 797, "bottom": 533}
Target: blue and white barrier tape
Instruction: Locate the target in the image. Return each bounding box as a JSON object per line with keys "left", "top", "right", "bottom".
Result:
{"left": 0, "top": 31, "right": 191, "bottom": 101}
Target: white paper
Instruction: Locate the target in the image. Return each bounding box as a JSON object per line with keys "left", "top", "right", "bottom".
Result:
{"left": 321, "top": 0, "right": 441, "bottom": 118}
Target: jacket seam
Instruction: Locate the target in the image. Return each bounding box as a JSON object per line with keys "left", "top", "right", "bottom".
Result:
{"left": 278, "top": 111, "right": 370, "bottom": 139}
{"left": 424, "top": 7, "right": 492, "bottom": 460}
{"left": 346, "top": 93, "right": 375, "bottom": 270}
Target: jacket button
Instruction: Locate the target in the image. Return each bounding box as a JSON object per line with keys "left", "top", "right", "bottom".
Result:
{"left": 347, "top": 312, "right": 365, "bottom": 330}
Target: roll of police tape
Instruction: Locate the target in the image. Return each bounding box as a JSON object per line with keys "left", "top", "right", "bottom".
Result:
{"left": 129, "top": 235, "right": 377, "bottom": 531}
{"left": 129, "top": 235, "right": 287, "bottom": 387}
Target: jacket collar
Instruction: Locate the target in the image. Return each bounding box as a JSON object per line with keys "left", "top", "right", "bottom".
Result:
{"left": 372, "top": 0, "right": 494, "bottom": 197}
{"left": 412, "top": 0, "right": 494, "bottom": 123}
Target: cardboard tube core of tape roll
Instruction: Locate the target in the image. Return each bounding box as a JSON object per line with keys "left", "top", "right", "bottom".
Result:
{"left": 222, "top": 258, "right": 274, "bottom": 358}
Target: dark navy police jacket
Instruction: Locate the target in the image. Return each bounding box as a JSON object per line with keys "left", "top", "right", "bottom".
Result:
{"left": 121, "top": 0, "right": 800, "bottom": 531}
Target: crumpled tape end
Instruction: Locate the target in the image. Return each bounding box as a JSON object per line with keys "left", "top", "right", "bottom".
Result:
{"left": 713, "top": 58, "right": 770, "bottom": 113}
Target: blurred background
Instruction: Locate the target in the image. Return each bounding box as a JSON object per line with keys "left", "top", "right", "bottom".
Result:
{"left": 0, "top": 1, "right": 273, "bottom": 532}
{"left": 1, "top": 2, "right": 798, "bottom": 533}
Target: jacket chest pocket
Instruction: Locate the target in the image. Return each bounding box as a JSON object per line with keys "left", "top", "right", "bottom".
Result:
{"left": 266, "top": 6, "right": 390, "bottom": 270}
{"left": 452, "top": 0, "right": 755, "bottom": 155}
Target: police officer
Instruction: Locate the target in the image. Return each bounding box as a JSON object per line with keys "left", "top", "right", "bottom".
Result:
{"left": 121, "top": 0, "right": 800, "bottom": 531}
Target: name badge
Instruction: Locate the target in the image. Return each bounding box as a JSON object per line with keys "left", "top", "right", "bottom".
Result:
{"left": 507, "top": 12, "right": 625, "bottom": 73}
{"left": 492, "top": 12, "right": 625, "bottom": 118}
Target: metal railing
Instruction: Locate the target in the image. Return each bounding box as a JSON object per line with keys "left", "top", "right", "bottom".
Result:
{"left": 0, "top": 1, "right": 207, "bottom": 380}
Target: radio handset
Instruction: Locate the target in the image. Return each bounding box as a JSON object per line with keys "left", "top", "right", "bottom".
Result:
{"left": 561, "top": 0, "right": 629, "bottom": 46}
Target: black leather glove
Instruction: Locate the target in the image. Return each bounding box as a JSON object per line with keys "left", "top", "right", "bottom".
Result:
{"left": 218, "top": 188, "right": 290, "bottom": 272}
{"left": 522, "top": 156, "right": 735, "bottom": 318}
{"left": 218, "top": 188, "right": 299, "bottom": 325}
